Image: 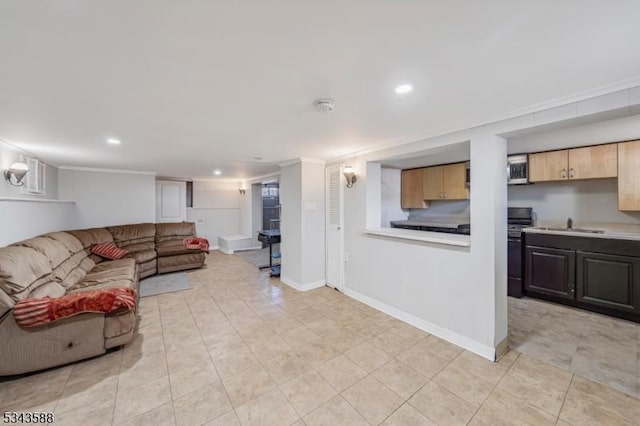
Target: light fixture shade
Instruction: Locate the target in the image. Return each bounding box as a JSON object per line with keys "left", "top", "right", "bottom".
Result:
{"left": 4, "top": 161, "right": 29, "bottom": 186}
{"left": 343, "top": 166, "right": 357, "bottom": 188}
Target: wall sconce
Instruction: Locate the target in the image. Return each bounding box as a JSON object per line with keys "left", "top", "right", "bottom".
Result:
{"left": 3, "top": 161, "right": 29, "bottom": 186}
{"left": 239, "top": 182, "right": 246, "bottom": 195}
{"left": 343, "top": 166, "right": 357, "bottom": 188}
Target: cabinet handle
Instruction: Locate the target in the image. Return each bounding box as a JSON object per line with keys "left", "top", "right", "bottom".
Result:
{"left": 561, "top": 168, "right": 567, "bottom": 179}
{"left": 569, "top": 168, "right": 575, "bottom": 178}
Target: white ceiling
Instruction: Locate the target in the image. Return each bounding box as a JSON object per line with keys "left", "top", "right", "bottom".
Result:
{"left": 1, "top": 1, "right": 640, "bottom": 180}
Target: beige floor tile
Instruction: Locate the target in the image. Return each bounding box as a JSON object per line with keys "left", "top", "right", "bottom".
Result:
{"left": 303, "top": 395, "right": 368, "bottom": 426}
{"left": 0, "top": 365, "right": 72, "bottom": 409}
{"left": 165, "top": 342, "right": 211, "bottom": 375}
{"left": 280, "top": 370, "right": 337, "bottom": 417}
{"left": 222, "top": 365, "right": 276, "bottom": 407}
{"left": 249, "top": 335, "right": 293, "bottom": 363}
{"left": 468, "top": 387, "right": 556, "bottom": 426}
{"left": 496, "top": 349, "right": 520, "bottom": 368}
{"left": 213, "top": 345, "right": 261, "bottom": 379}
{"left": 419, "top": 335, "right": 464, "bottom": 361}
{"left": 381, "top": 403, "right": 436, "bottom": 426}
{"left": 372, "top": 359, "right": 428, "bottom": 400}
{"left": 369, "top": 329, "right": 418, "bottom": 356}
{"left": 450, "top": 350, "right": 509, "bottom": 384}
{"left": 203, "top": 410, "right": 241, "bottom": 426}
{"left": 323, "top": 328, "right": 365, "bottom": 353}
{"left": 172, "top": 382, "right": 233, "bottom": 426}
{"left": 408, "top": 381, "right": 476, "bottom": 425}
{"left": 235, "top": 388, "right": 299, "bottom": 426}
{"left": 344, "top": 318, "right": 386, "bottom": 339}
{"left": 53, "top": 404, "right": 114, "bottom": 426}
{"left": 396, "top": 342, "right": 450, "bottom": 379}
{"left": 263, "top": 351, "right": 311, "bottom": 385}
{"left": 294, "top": 339, "right": 341, "bottom": 367}
{"left": 204, "top": 331, "right": 246, "bottom": 356}
{"left": 341, "top": 376, "right": 403, "bottom": 425}
{"left": 114, "top": 402, "right": 176, "bottom": 426}
{"left": 344, "top": 341, "right": 392, "bottom": 372}
{"left": 433, "top": 364, "right": 494, "bottom": 407}
{"left": 496, "top": 354, "right": 572, "bottom": 417}
{"left": 315, "top": 354, "right": 368, "bottom": 393}
{"left": 169, "top": 360, "right": 221, "bottom": 399}
{"left": 55, "top": 375, "right": 118, "bottom": 415}
{"left": 118, "top": 349, "right": 168, "bottom": 390}
{"left": 559, "top": 375, "right": 640, "bottom": 425}
{"left": 113, "top": 375, "right": 172, "bottom": 424}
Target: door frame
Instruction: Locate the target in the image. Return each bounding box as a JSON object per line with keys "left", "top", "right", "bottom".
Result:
{"left": 325, "top": 164, "right": 345, "bottom": 292}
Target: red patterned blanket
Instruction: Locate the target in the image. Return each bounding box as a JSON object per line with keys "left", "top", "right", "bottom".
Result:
{"left": 184, "top": 237, "right": 210, "bottom": 252}
{"left": 14, "top": 287, "right": 137, "bottom": 327}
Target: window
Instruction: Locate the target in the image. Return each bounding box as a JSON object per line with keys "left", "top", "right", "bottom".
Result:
{"left": 21, "top": 157, "right": 46, "bottom": 195}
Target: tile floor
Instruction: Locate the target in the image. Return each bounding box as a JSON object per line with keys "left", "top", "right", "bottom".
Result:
{"left": 0, "top": 251, "right": 639, "bottom": 425}
{"left": 509, "top": 296, "right": 640, "bottom": 398}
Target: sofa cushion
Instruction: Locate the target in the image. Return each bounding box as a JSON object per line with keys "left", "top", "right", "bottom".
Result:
{"left": 156, "top": 240, "right": 201, "bottom": 257}
{"left": 28, "top": 282, "right": 66, "bottom": 299}
{"left": 107, "top": 223, "right": 156, "bottom": 247}
{"left": 0, "top": 246, "right": 53, "bottom": 300}
{"left": 104, "top": 310, "right": 137, "bottom": 339}
{"left": 155, "top": 222, "right": 196, "bottom": 243}
{"left": 44, "top": 232, "right": 84, "bottom": 254}
{"left": 13, "top": 237, "right": 71, "bottom": 270}
{"left": 91, "top": 243, "right": 129, "bottom": 260}
{"left": 74, "top": 258, "right": 137, "bottom": 290}
{"left": 126, "top": 249, "right": 156, "bottom": 264}
{"left": 122, "top": 242, "right": 155, "bottom": 252}
{"left": 68, "top": 279, "right": 136, "bottom": 293}
{"left": 67, "top": 228, "right": 114, "bottom": 249}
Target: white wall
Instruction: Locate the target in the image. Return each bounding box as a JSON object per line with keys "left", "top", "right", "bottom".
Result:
{"left": 187, "top": 180, "right": 241, "bottom": 247}
{"left": 280, "top": 162, "right": 303, "bottom": 285}
{"left": 380, "top": 168, "right": 408, "bottom": 227}
{"left": 58, "top": 169, "right": 156, "bottom": 228}
{"left": 0, "top": 141, "right": 75, "bottom": 246}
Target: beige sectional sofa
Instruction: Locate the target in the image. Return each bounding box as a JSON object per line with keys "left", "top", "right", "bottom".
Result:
{"left": 0, "top": 222, "right": 205, "bottom": 376}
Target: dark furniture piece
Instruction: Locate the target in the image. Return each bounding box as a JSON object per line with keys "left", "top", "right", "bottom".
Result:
{"left": 390, "top": 221, "right": 471, "bottom": 235}
{"left": 507, "top": 207, "right": 533, "bottom": 298}
{"left": 524, "top": 232, "right": 640, "bottom": 322}
{"left": 257, "top": 230, "right": 281, "bottom": 277}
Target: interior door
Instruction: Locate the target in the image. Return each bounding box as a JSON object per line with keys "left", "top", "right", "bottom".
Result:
{"left": 326, "top": 165, "right": 344, "bottom": 291}
{"left": 156, "top": 180, "right": 187, "bottom": 223}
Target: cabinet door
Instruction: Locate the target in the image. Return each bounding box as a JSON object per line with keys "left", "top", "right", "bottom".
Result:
{"left": 618, "top": 140, "right": 640, "bottom": 211}
{"left": 524, "top": 246, "right": 575, "bottom": 299}
{"left": 422, "top": 166, "right": 444, "bottom": 200}
{"left": 401, "top": 169, "right": 426, "bottom": 209}
{"left": 568, "top": 144, "right": 617, "bottom": 180}
{"left": 528, "top": 150, "right": 569, "bottom": 182}
{"left": 442, "top": 163, "right": 469, "bottom": 200}
{"left": 576, "top": 251, "right": 640, "bottom": 314}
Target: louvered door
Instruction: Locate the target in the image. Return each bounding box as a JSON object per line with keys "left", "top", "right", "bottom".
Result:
{"left": 326, "top": 165, "right": 344, "bottom": 290}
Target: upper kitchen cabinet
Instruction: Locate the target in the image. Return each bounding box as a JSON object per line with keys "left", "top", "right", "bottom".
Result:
{"left": 423, "top": 163, "right": 469, "bottom": 201}
{"left": 618, "top": 140, "right": 640, "bottom": 211}
{"left": 529, "top": 144, "right": 618, "bottom": 183}
{"left": 528, "top": 150, "right": 569, "bottom": 182}
{"left": 401, "top": 169, "right": 428, "bottom": 209}
{"left": 568, "top": 144, "right": 617, "bottom": 179}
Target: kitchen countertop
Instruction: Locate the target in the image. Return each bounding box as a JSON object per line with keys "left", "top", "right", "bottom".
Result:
{"left": 523, "top": 221, "right": 640, "bottom": 241}
{"left": 365, "top": 227, "right": 471, "bottom": 247}
{"left": 390, "top": 220, "right": 467, "bottom": 228}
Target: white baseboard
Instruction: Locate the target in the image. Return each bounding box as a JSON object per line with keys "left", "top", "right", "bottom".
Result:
{"left": 219, "top": 247, "right": 233, "bottom": 254}
{"left": 233, "top": 245, "right": 262, "bottom": 252}
{"left": 218, "top": 245, "right": 261, "bottom": 255}
{"left": 344, "top": 287, "right": 496, "bottom": 361}
{"left": 280, "top": 276, "right": 326, "bottom": 292}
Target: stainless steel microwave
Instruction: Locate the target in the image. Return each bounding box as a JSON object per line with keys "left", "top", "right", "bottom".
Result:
{"left": 507, "top": 154, "right": 528, "bottom": 185}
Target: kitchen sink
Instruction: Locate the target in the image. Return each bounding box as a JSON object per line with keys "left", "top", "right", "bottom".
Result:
{"left": 535, "top": 227, "right": 605, "bottom": 234}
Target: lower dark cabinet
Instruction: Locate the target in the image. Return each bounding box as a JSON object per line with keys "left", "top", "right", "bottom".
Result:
{"left": 576, "top": 251, "right": 640, "bottom": 315}
{"left": 524, "top": 246, "right": 575, "bottom": 299}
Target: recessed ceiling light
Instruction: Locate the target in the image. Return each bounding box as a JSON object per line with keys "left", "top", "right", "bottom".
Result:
{"left": 394, "top": 84, "right": 413, "bottom": 94}
{"left": 107, "top": 138, "right": 121, "bottom": 145}
{"left": 213, "top": 169, "right": 222, "bottom": 176}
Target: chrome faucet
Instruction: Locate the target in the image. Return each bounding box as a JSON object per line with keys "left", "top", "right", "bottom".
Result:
{"left": 567, "top": 217, "right": 573, "bottom": 229}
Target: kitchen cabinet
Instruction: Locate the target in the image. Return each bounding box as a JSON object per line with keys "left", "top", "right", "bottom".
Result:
{"left": 529, "top": 144, "right": 617, "bottom": 183}
{"left": 576, "top": 251, "right": 640, "bottom": 315}
{"left": 528, "top": 150, "right": 568, "bottom": 182}
{"left": 618, "top": 140, "right": 640, "bottom": 211}
{"left": 422, "top": 163, "right": 468, "bottom": 201}
{"left": 524, "top": 245, "right": 575, "bottom": 300}
{"left": 523, "top": 232, "right": 640, "bottom": 322}
{"left": 401, "top": 169, "right": 428, "bottom": 209}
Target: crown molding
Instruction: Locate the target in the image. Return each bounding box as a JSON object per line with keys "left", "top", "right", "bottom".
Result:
{"left": 278, "top": 157, "right": 326, "bottom": 167}
{"left": 58, "top": 166, "right": 157, "bottom": 175}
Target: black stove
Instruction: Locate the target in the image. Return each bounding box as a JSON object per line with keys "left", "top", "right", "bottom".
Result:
{"left": 507, "top": 207, "right": 533, "bottom": 298}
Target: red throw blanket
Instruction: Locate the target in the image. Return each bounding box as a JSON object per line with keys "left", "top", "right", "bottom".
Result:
{"left": 13, "top": 287, "right": 137, "bottom": 327}
{"left": 184, "top": 237, "right": 209, "bottom": 252}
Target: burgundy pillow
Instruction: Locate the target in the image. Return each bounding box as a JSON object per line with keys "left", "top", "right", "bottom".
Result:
{"left": 91, "top": 242, "right": 129, "bottom": 260}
